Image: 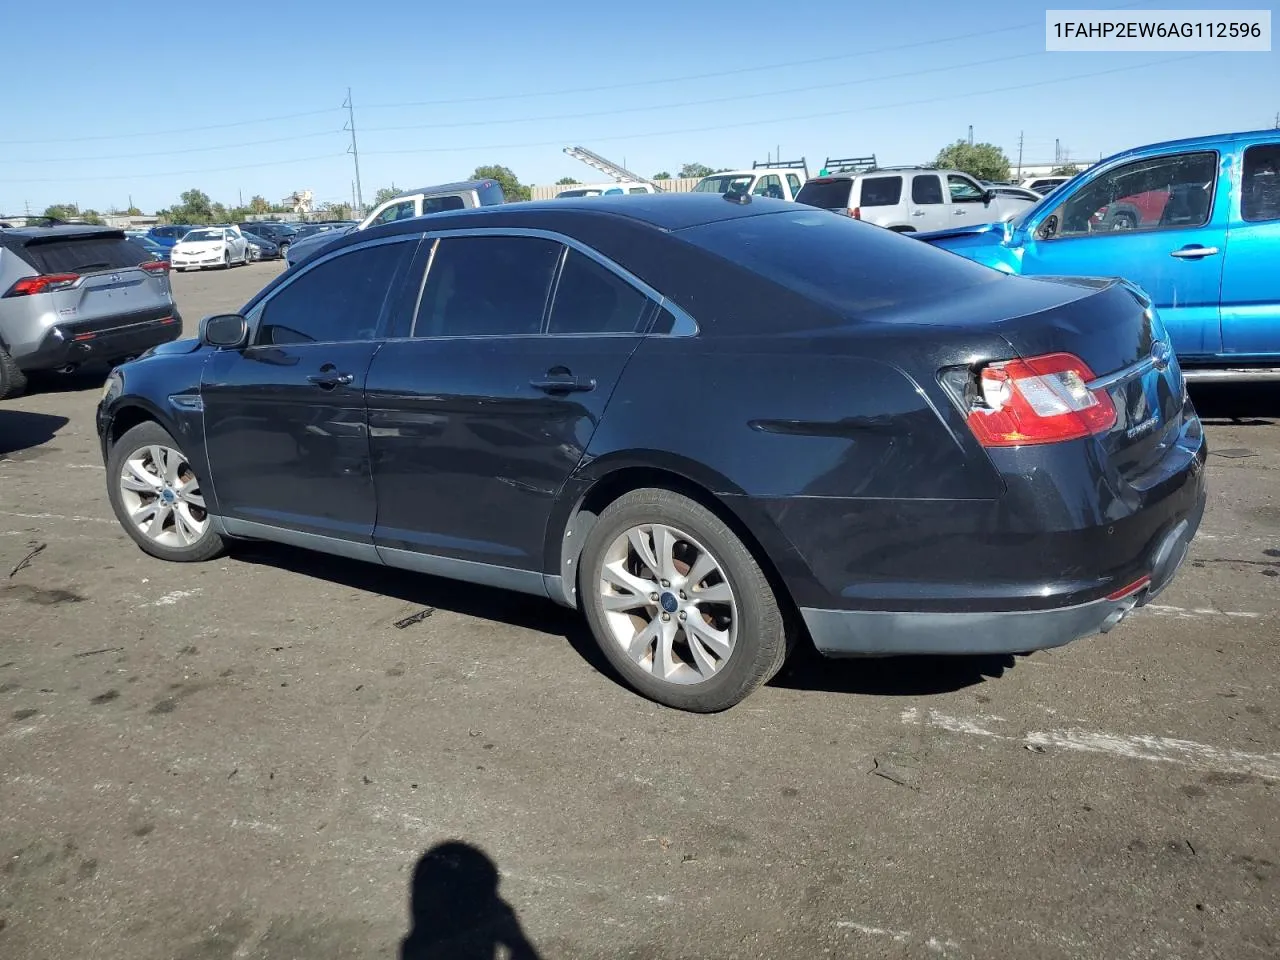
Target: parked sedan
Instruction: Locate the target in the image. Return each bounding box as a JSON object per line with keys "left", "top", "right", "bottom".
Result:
{"left": 96, "top": 194, "right": 1206, "bottom": 711}
{"left": 243, "top": 232, "right": 281, "bottom": 261}
{"left": 170, "top": 227, "right": 250, "bottom": 271}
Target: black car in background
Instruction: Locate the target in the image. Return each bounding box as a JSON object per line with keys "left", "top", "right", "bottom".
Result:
{"left": 96, "top": 195, "right": 1206, "bottom": 712}
{"left": 236, "top": 222, "right": 297, "bottom": 258}
{"left": 242, "top": 232, "right": 281, "bottom": 261}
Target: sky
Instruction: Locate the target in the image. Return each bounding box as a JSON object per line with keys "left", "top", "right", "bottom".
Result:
{"left": 1, "top": 0, "right": 1275, "bottom": 215}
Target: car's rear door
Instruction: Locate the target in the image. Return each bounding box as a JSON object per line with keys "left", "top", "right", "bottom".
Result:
{"left": 1221, "top": 139, "right": 1280, "bottom": 358}
{"left": 365, "top": 232, "right": 652, "bottom": 588}
{"left": 200, "top": 234, "right": 421, "bottom": 550}
{"left": 907, "top": 173, "right": 948, "bottom": 230}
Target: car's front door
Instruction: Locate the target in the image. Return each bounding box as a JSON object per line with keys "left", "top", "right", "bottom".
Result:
{"left": 946, "top": 173, "right": 993, "bottom": 227}
{"left": 201, "top": 235, "right": 420, "bottom": 550}
{"left": 1221, "top": 141, "right": 1280, "bottom": 358}
{"left": 365, "top": 233, "right": 653, "bottom": 591}
{"left": 1017, "top": 149, "right": 1227, "bottom": 360}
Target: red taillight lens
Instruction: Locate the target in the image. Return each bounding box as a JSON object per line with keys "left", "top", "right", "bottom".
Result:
{"left": 1106, "top": 574, "right": 1151, "bottom": 601}
{"left": 964, "top": 352, "right": 1117, "bottom": 447}
{"left": 848, "top": 207, "right": 861, "bottom": 219}
{"left": 141, "top": 260, "right": 170, "bottom": 274}
{"left": 4, "top": 272, "right": 80, "bottom": 297}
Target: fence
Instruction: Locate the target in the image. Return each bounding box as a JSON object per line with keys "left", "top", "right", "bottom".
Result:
{"left": 529, "top": 177, "right": 701, "bottom": 201}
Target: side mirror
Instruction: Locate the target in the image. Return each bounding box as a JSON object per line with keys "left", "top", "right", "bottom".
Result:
{"left": 984, "top": 189, "right": 996, "bottom": 205}
{"left": 200, "top": 313, "right": 248, "bottom": 349}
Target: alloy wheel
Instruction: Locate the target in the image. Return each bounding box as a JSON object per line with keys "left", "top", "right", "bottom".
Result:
{"left": 597, "top": 523, "right": 738, "bottom": 684}
{"left": 118, "top": 444, "right": 208, "bottom": 548}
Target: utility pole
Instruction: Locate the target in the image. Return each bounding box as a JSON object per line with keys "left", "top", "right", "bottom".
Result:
{"left": 1016, "top": 131, "right": 1024, "bottom": 178}
{"left": 351, "top": 180, "right": 357, "bottom": 215}
{"left": 968, "top": 125, "right": 974, "bottom": 146}
{"left": 1274, "top": 111, "right": 1279, "bottom": 129}
{"left": 1054, "top": 138, "right": 1061, "bottom": 165}
{"left": 343, "top": 87, "right": 364, "bottom": 213}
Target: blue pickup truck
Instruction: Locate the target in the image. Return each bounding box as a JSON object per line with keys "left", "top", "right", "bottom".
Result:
{"left": 917, "top": 129, "right": 1280, "bottom": 382}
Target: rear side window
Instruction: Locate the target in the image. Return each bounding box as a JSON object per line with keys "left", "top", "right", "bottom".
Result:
{"left": 911, "top": 174, "right": 944, "bottom": 204}
{"left": 19, "top": 235, "right": 150, "bottom": 274}
{"left": 257, "top": 240, "right": 416, "bottom": 345}
{"left": 1242, "top": 143, "right": 1280, "bottom": 223}
{"left": 422, "top": 195, "right": 465, "bottom": 214}
{"left": 414, "top": 236, "right": 561, "bottom": 338}
{"left": 682, "top": 209, "right": 1000, "bottom": 317}
{"left": 795, "top": 178, "right": 853, "bottom": 210}
{"left": 858, "top": 176, "right": 902, "bottom": 207}
{"left": 548, "top": 249, "right": 651, "bottom": 335}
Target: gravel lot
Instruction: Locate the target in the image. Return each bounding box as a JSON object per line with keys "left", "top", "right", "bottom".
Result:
{"left": 2, "top": 262, "right": 1278, "bottom": 960}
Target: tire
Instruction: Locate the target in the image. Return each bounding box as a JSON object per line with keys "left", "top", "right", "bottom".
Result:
{"left": 106, "top": 420, "right": 225, "bottom": 563}
{"left": 1110, "top": 212, "right": 1137, "bottom": 230}
{"left": 0, "top": 347, "right": 29, "bottom": 400}
{"left": 578, "top": 488, "right": 788, "bottom": 712}
{"left": 221, "top": 252, "right": 231, "bottom": 269}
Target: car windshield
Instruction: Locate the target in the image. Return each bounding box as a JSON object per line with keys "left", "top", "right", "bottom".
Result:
{"left": 183, "top": 230, "right": 222, "bottom": 242}
{"left": 693, "top": 174, "right": 753, "bottom": 194}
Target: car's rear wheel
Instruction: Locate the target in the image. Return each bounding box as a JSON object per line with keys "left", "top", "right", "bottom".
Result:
{"left": 277, "top": 241, "right": 289, "bottom": 260}
{"left": 106, "top": 421, "right": 225, "bottom": 563}
{"left": 578, "top": 488, "right": 788, "bottom": 712}
{"left": 0, "top": 347, "right": 29, "bottom": 400}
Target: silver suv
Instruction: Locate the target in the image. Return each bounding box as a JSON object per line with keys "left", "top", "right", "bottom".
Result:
{"left": 0, "top": 223, "right": 180, "bottom": 399}
{"left": 795, "top": 167, "right": 1037, "bottom": 233}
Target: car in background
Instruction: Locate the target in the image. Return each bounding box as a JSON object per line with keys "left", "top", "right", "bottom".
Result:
{"left": 917, "top": 129, "right": 1280, "bottom": 381}
{"left": 129, "top": 235, "right": 169, "bottom": 261}
{"left": 170, "top": 226, "right": 251, "bottom": 271}
{"left": 691, "top": 163, "right": 807, "bottom": 201}
{"left": 284, "top": 180, "right": 506, "bottom": 267}
{"left": 96, "top": 193, "right": 1204, "bottom": 712}
{"left": 243, "top": 232, "right": 281, "bottom": 261}
{"left": 983, "top": 182, "right": 1043, "bottom": 203}
{"left": 556, "top": 181, "right": 657, "bottom": 197}
{"left": 0, "top": 224, "right": 180, "bottom": 398}
{"left": 236, "top": 221, "right": 298, "bottom": 259}
{"left": 1019, "top": 175, "right": 1074, "bottom": 194}
{"left": 795, "top": 167, "right": 1038, "bottom": 233}
{"left": 146, "top": 224, "right": 192, "bottom": 250}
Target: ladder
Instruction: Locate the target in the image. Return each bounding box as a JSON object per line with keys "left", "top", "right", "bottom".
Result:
{"left": 820, "top": 155, "right": 878, "bottom": 175}
{"left": 563, "top": 147, "right": 663, "bottom": 191}
{"left": 753, "top": 157, "right": 809, "bottom": 178}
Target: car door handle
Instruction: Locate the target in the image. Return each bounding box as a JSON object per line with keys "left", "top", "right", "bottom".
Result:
{"left": 954, "top": 209, "right": 968, "bottom": 215}
{"left": 307, "top": 370, "right": 355, "bottom": 388}
{"left": 530, "top": 374, "right": 596, "bottom": 394}
{"left": 912, "top": 210, "right": 926, "bottom": 216}
{"left": 1170, "top": 246, "right": 1220, "bottom": 259}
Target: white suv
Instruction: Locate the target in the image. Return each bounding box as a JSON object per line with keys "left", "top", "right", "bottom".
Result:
{"left": 795, "top": 168, "right": 1037, "bottom": 233}
{"left": 691, "top": 162, "right": 808, "bottom": 201}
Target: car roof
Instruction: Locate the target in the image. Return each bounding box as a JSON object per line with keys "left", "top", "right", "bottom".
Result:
{"left": 0, "top": 224, "right": 125, "bottom": 244}
{"left": 1104, "top": 127, "right": 1278, "bottom": 164}
{"left": 398, "top": 179, "right": 500, "bottom": 197}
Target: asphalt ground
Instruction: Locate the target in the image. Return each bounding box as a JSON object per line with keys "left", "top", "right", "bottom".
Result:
{"left": 1, "top": 261, "right": 1277, "bottom": 960}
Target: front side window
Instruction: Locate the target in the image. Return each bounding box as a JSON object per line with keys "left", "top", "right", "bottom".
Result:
{"left": 414, "top": 236, "right": 561, "bottom": 338}
{"left": 547, "top": 249, "right": 652, "bottom": 335}
{"left": 947, "top": 175, "right": 986, "bottom": 203}
{"left": 374, "top": 200, "right": 415, "bottom": 225}
{"left": 1054, "top": 151, "right": 1217, "bottom": 238}
{"left": 912, "top": 174, "right": 944, "bottom": 205}
{"left": 1242, "top": 143, "right": 1280, "bottom": 223}
{"left": 858, "top": 176, "right": 902, "bottom": 207}
{"left": 257, "top": 240, "right": 416, "bottom": 345}
{"left": 752, "top": 175, "right": 784, "bottom": 199}
{"left": 786, "top": 173, "right": 803, "bottom": 197}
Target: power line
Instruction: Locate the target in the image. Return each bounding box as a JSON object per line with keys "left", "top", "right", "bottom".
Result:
{"left": 362, "top": 54, "right": 1203, "bottom": 159}
{"left": 0, "top": 107, "right": 341, "bottom": 147}
{"left": 4, "top": 153, "right": 347, "bottom": 185}
{"left": 2, "top": 129, "right": 342, "bottom": 165}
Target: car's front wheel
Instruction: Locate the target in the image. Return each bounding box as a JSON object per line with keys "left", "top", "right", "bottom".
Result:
{"left": 277, "top": 241, "right": 289, "bottom": 260}
{"left": 578, "top": 488, "right": 789, "bottom": 712}
{"left": 106, "top": 421, "right": 225, "bottom": 563}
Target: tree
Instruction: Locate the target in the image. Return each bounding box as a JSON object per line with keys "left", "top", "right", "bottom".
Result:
{"left": 43, "top": 203, "right": 80, "bottom": 221}
{"left": 652, "top": 172, "right": 672, "bottom": 180}
{"left": 81, "top": 209, "right": 105, "bottom": 225}
{"left": 249, "top": 195, "right": 270, "bottom": 214}
{"left": 321, "top": 201, "right": 353, "bottom": 220}
{"left": 180, "top": 189, "right": 214, "bottom": 220}
{"left": 555, "top": 176, "right": 579, "bottom": 185}
{"left": 371, "top": 185, "right": 401, "bottom": 208}
{"left": 126, "top": 206, "right": 142, "bottom": 217}
{"left": 1050, "top": 164, "right": 1080, "bottom": 177}
{"left": 472, "top": 164, "right": 530, "bottom": 202}
{"left": 934, "top": 141, "right": 1011, "bottom": 182}
{"left": 679, "top": 163, "right": 714, "bottom": 179}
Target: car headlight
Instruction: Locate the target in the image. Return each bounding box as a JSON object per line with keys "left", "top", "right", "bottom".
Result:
{"left": 101, "top": 371, "right": 123, "bottom": 403}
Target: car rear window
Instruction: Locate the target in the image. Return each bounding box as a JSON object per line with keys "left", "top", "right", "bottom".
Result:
{"left": 680, "top": 208, "right": 1000, "bottom": 316}
{"left": 18, "top": 235, "right": 150, "bottom": 274}
{"left": 795, "top": 178, "right": 853, "bottom": 210}
{"left": 858, "top": 176, "right": 903, "bottom": 207}
{"left": 422, "top": 195, "right": 466, "bottom": 214}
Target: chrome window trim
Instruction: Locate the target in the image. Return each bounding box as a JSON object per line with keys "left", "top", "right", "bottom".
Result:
{"left": 400, "top": 226, "right": 699, "bottom": 340}
{"left": 246, "top": 233, "right": 423, "bottom": 347}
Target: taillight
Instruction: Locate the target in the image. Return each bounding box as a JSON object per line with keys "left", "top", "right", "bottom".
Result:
{"left": 4, "top": 272, "right": 80, "bottom": 297}
{"left": 141, "top": 260, "right": 170, "bottom": 275}
{"left": 848, "top": 207, "right": 861, "bottom": 219}
{"left": 959, "top": 352, "right": 1116, "bottom": 447}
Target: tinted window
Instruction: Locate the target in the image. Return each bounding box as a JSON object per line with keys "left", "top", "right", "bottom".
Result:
{"left": 20, "top": 235, "right": 150, "bottom": 274}
{"left": 693, "top": 174, "right": 753, "bottom": 194}
{"left": 548, "top": 249, "right": 651, "bottom": 335}
{"left": 257, "top": 240, "right": 415, "bottom": 345}
{"left": 858, "top": 176, "right": 902, "bottom": 207}
{"left": 752, "top": 175, "right": 784, "bottom": 199}
{"left": 795, "top": 178, "right": 853, "bottom": 210}
{"left": 1242, "top": 143, "right": 1280, "bottom": 223}
{"left": 374, "top": 200, "right": 415, "bottom": 225}
{"left": 1056, "top": 151, "right": 1217, "bottom": 238}
{"left": 682, "top": 209, "right": 1000, "bottom": 316}
{"left": 628, "top": 187, "right": 649, "bottom": 194}
{"left": 414, "top": 236, "right": 561, "bottom": 338}
{"left": 422, "top": 195, "right": 465, "bottom": 214}
{"left": 911, "top": 174, "right": 944, "bottom": 204}
{"left": 947, "top": 175, "right": 986, "bottom": 202}
{"left": 786, "top": 173, "right": 803, "bottom": 197}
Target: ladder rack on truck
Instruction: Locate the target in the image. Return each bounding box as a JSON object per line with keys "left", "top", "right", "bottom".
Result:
{"left": 820, "top": 155, "right": 878, "bottom": 175}
{"left": 752, "top": 157, "right": 809, "bottom": 178}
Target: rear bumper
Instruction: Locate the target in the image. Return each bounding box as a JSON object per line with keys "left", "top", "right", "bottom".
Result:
{"left": 802, "top": 484, "right": 1204, "bottom": 656}
{"left": 18, "top": 311, "right": 182, "bottom": 372}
